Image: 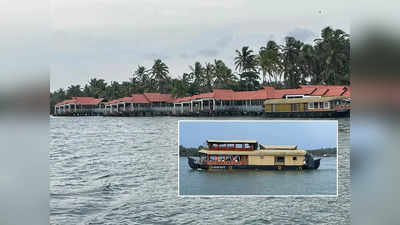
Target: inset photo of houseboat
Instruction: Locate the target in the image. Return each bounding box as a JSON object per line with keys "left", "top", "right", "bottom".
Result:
{"left": 179, "top": 120, "right": 338, "bottom": 196}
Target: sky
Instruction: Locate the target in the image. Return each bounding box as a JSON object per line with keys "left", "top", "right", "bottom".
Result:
{"left": 50, "top": 0, "right": 350, "bottom": 91}
{"left": 179, "top": 121, "right": 337, "bottom": 149}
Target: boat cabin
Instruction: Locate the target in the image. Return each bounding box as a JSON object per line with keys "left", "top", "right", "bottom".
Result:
{"left": 188, "top": 140, "right": 320, "bottom": 170}
{"left": 206, "top": 140, "right": 258, "bottom": 151}
{"left": 196, "top": 140, "right": 306, "bottom": 168}
{"left": 197, "top": 149, "right": 307, "bottom": 167}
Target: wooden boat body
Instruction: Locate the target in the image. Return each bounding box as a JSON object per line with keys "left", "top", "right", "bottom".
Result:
{"left": 188, "top": 140, "right": 321, "bottom": 170}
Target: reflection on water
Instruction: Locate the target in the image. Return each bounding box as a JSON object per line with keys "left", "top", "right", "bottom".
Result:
{"left": 50, "top": 117, "right": 350, "bottom": 225}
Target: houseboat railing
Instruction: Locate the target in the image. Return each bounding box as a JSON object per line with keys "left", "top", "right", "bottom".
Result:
{"left": 55, "top": 108, "right": 104, "bottom": 114}
{"left": 209, "top": 147, "right": 253, "bottom": 151}
{"left": 203, "top": 160, "right": 247, "bottom": 165}
{"left": 214, "top": 105, "right": 263, "bottom": 112}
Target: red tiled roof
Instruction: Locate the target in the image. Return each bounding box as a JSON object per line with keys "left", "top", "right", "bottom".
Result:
{"left": 232, "top": 89, "right": 267, "bottom": 100}
{"left": 312, "top": 88, "right": 329, "bottom": 96}
{"left": 143, "top": 93, "right": 174, "bottom": 103}
{"left": 105, "top": 93, "right": 174, "bottom": 105}
{"left": 341, "top": 87, "right": 351, "bottom": 98}
{"left": 174, "top": 96, "right": 192, "bottom": 103}
{"left": 74, "top": 97, "right": 103, "bottom": 105}
{"left": 131, "top": 94, "right": 150, "bottom": 104}
{"left": 61, "top": 85, "right": 350, "bottom": 107}
{"left": 268, "top": 87, "right": 316, "bottom": 99}
{"left": 212, "top": 89, "right": 235, "bottom": 100}
{"left": 55, "top": 97, "right": 103, "bottom": 106}
{"left": 300, "top": 85, "right": 351, "bottom": 98}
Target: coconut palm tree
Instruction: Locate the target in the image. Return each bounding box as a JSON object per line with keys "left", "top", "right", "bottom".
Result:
{"left": 314, "top": 27, "right": 349, "bottom": 84}
{"left": 189, "top": 62, "right": 204, "bottom": 94}
{"left": 234, "top": 46, "right": 258, "bottom": 73}
{"left": 259, "top": 41, "right": 282, "bottom": 85}
{"left": 132, "top": 65, "right": 151, "bottom": 92}
{"left": 203, "top": 62, "right": 215, "bottom": 92}
{"left": 281, "top": 37, "right": 303, "bottom": 88}
{"left": 151, "top": 59, "right": 170, "bottom": 92}
{"left": 235, "top": 46, "right": 260, "bottom": 90}
{"left": 213, "top": 59, "right": 236, "bottom": 89}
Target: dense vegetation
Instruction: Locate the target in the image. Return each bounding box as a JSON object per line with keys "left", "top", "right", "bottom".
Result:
{"left": 179, "top": 145, "right": 337, "bottom": 157}
{"left": 307, "top": 147, "right": 337, "bottom": 157}
{"left": 50, "top": 26, "right": 349, "bottom": 113}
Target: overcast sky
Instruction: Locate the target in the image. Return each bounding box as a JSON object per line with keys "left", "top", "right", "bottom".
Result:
{"left": 50, "top": 0, "right": 350, "bottom": 91}
{"left": 179, "top": 121, "right": 337, "bottom": 149}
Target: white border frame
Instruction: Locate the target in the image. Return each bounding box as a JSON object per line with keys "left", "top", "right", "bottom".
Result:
{"left": 177, "top": 120, "right": 339, "bottom": 198}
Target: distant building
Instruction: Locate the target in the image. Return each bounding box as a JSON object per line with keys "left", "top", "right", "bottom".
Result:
{"left": 54, "top": 97, "right": 105, "bottom": 116}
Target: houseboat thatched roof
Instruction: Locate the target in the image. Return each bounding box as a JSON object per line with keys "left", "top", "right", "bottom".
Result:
{"left": 260, "top": 144, "right": 297, "bottom": 150}
{"left": 199, "top": 149, "right": 307, "bottom": 156}
{"left": 206, "top": 140, "right": 258, "bottom": 144}
{"left": 263, "top": 96, "right": 347, "bottom": 105}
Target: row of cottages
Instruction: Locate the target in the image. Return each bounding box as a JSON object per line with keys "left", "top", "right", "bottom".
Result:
{"left": 103, "top": 93, "right": 174, "bottom": 116}
{"left": 54, "top": 97, "right": 105, "bottom": 116}
{"left": 53, "top": 85, "right": 350, "bottom": 116}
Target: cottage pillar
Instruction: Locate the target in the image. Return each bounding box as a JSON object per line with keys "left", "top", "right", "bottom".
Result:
{"left": 213, "top": 99, "right": 216, "bottom": 112}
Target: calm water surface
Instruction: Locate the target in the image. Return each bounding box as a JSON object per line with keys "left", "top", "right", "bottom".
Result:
{"left": 50, "top": 117, "right": 350, "bottom": 225}
{"left": 180, "top": 156, "right": 337, "bottom": 195}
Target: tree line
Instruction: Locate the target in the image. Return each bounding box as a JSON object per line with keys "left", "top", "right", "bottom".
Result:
{"left": 50, "top": 26, "right": 349, "bottom": 113}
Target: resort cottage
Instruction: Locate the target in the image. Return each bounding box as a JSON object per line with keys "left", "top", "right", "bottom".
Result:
{"left": 54, "top": 97, "right": 105, "bottom": 116}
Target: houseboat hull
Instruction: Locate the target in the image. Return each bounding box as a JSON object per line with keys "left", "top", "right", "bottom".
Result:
{"left": 188, "top": 157, "right": 321, "bottom": 170}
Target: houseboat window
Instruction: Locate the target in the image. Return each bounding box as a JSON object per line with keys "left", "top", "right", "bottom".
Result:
{"left": 308, "top": 102, "right": 313, "bottom": 109}
{"left": 293, "top": 156, "right": 297, "bottom": 161}
{"left": 313, "top": 102, "right": 319, "bottom": 108}
{"left": 275, "top": 156, "right": 285, "bottom": 163}
{"left": 210, "top": 155, "right": 216, "bottom": 161}
{"left": 291, "top": 103, "right": 299, "bottom": 112}
{"left": 324, "top": 102, "right": 329, "bottom": 109}
{"left": 319, "top": 102, "right": 324, "bottom": 108}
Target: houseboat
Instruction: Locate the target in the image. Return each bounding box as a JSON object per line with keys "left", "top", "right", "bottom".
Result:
{"left": 263, "top": 96, "right": 350, "bottom": 118}
{"left": 188, "top": 140, "right": 321, "bottom": 170}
